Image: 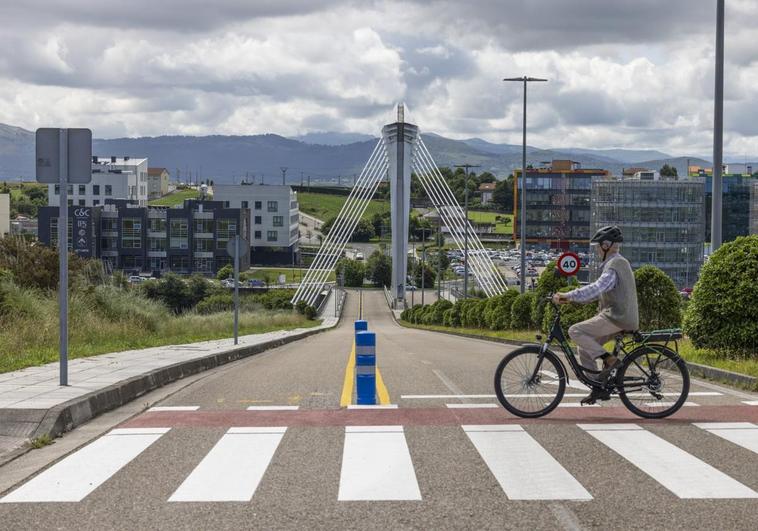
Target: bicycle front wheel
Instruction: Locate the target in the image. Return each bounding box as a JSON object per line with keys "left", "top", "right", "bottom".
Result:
{"left": 494, "top": 346, "right": 566, "bottom": 418}
{"left": 618, "top": 345, "right": 690, "bottom": 419}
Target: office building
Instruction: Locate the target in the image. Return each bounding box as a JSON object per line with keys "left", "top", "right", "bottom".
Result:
{"left": 751, "top": 181, "right": 758, "bottom": 235}
{"left": 212, "top": 184, "right": 300, "bottom": 264}
{"left": 38, "top": 199, "right": 250, "bottom": 275}
{"left": 47, "top": 156, "right": 149, "bottom": 208}
{"left": 591, "top": 175, "right": 704, "bottom": 288}
{"left": 0, "top": 193, "right": 9, "bottom": 237}
{"left": 702, "top": 174, "right": 758, "bottom": 243}
{"left": 147, "top": 168, "right": 170, "bottom": 199}
{"left": 514, "top": 160, "right": 609, "bottom": 251}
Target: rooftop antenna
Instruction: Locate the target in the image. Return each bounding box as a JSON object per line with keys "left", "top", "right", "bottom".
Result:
{"left": 280, "top": 167, "right": 288, "bottom": 185}
{"left": 397, "top": 103, "right": 404, "bottom": 123}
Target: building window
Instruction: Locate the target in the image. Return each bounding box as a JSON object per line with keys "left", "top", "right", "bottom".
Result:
{"left": 169, "top": 255, "right": 190, "bottom": 272}
{"left": 216, "top": 219, "right": 237, "bottom": 249}
{"left": 122, "top": 218, "right": 142, "bottom": 249}
{"left": 273, "top": 215, "right": 283, "bottom": 227}
{"left": 267, "top": 201, "right": 278, "bottom": 212}
{"left": 101, "top": 218, "right": 117, "bottom": 232}
{"left": 195, "top": 218, "right": 213, "bottom": 233}
{"left": 224, "top": 201, "right": 230, "bottom": 208}
{"left": 267, "top": 230, "right": 278, "bottom": 242}
{"left": 78, "top": 185, "right": 86, "bottom": 195}
{"left": 194, "top": 238, "right": 213, "bottom": 252}
{"left": 78, "top": 199, "right": 86, "bottom": 206}
{"left": 93, "top": 200, "right": 100, "bottom": 206}
{"left": 67, "top": 184, "right": 73, "bottom": 195}
{"left": 254, "top": 216, "right": 262, "bottom": 225}
{"left": 169, "top": 218, "right": 189, "bottom": 249}
{"left": 105, "top": 185, "right": 113, "bottom": 196}
{"left": 54, "top": 184, "right": 60, "bottom": 195}
{"left": 121, "top": 255, "right": 143, "bottom": 270}
{"left": 254, "top": 201, "right": 262, "bottom": 210}
{"left": 148, "top": 237, "right": 166, "bottom": 251}
{"left": 67, "top": 199, "right": 74, "bottom": 206}
{"left": 148, "top": 257, "right": 167, "bottom": 271}
{"left": 148, "top": 218, "right": 166, "bottom": 232}
{"left": 193, "top": 258, "right": 214, "bottom": 272}
{"left": 49, "top": 218, "right": 72, "bottom": 249}
{"left": 254, "top": 230, "right": 262, "bottom": 239}
{"left": 241, "top": 201, "right": 248, "bottom": 208}
{"left": 93, "top": 185, "right": 100, "bottom": 195}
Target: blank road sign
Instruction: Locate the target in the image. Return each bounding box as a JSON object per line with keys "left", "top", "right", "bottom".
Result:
{"left": 226, "top": 235, "right": 249, "bottom": 258}
{"left": 36, "top": 128, "right": 92, "bottom": 183}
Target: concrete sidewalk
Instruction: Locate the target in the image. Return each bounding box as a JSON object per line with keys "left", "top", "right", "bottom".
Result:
{"left": 0, "top": 308, "right": 340, "bottom": 462}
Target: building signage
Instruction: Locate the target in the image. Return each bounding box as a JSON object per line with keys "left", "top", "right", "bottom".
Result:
{"left": 73, "top": 207, "right": 92, "bottom": 257}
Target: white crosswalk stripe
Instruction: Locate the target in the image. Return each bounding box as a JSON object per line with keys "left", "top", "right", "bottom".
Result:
{"left": 579, "top": 424, "right": 758, "bottom": 499}
{"left": 338, "top": 425, "right": 421, "bottom": 501}
{"left": 694, "top": 422, "right": 758, "bottom": 454}
{"left": 169, "top": 427, "right": 286, "bottom": 502}
{"left": 0, "top": 428, "right": 170, "bottom": 503}
{"left": 463, "top": 425, "right": 592, "bottom": 500}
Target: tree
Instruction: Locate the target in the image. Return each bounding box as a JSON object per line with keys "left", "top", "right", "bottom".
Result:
{"left": 141, "top": 273, "right": 192, "bottom": 313}
{"left": 216, "top": 264, "right": 233, "bottom": 280}
{"left": 366, "top": 250, "right": 391, "bottom": 287}
{"left": 351, "top": 219, "right": 375, "bottom": 242}
{"left": 492, "top": 176, "right": 514, "bottom": 212}
{"left": 634, "top": 265, "right": 682, "bottom": 330}
{"left": 684, "top": 235, "right": 758, "bottom": 355}
{"left": 340, "top": 259, "right": 365, "bottom": 287}
{"left": 660, "top": 164, "right": 678, "bottom": 177}
{"left": 412, "top": 261, "right": 435, "bottom": 288}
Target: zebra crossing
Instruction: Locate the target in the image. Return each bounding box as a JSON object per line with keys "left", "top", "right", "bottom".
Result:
{"left": 2, "top": 422, "right": 757, "bottom": 504}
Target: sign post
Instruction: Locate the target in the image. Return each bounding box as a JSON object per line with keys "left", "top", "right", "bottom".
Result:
{"left": 556, "top": 252, "right": 581, "bottom": 277}
{"left": 226, "top": 235, "right": 248, "bottom": 345}
{"left": 36, "top": 128, "right": 92, "bottom": 386}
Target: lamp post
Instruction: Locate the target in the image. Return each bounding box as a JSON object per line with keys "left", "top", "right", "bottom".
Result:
{"left": 419, "top": 227, "right": 431, "bottom": 305}
{"left": 453, "top": 163, "right": 480, "bottom": 298}
{"left": 437, "top": 214, "right": 442, "bottom": 299}
{"left": 711, "top": 0, "right": 725, "bottom": 251}
{"left": 504, "top": 76, "right": 547, "bottom": 293}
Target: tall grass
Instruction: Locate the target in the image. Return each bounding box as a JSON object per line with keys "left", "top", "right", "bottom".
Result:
{"left": 0, "top": 280, "right": 317, "bottom": 374}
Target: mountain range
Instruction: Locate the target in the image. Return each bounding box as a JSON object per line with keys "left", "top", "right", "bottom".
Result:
{"left": 0, "top": 122, "right": 745, "bottom": 185}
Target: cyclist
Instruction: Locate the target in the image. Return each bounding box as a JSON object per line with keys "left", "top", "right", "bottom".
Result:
{"left": 552, "top": 225, "right": 639, "bottom": 405}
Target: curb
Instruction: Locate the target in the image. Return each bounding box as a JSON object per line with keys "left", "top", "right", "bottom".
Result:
{"left": 0, "top": 322, "right": 339, "bottom": 463}
{"left": 397, "top": 320, "right": 758, "bottom": 389}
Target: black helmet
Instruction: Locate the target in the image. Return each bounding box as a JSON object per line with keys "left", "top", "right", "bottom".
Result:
{"left": 591, "top": 225, "right": 623, "bottom": 244}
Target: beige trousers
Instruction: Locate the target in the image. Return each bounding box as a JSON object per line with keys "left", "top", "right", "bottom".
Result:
{"left": 568, "top": 314, "right": 622, "bottom": 370}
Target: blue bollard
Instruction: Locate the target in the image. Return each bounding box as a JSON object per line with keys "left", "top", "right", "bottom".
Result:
{"left": 355, "top": 331, "right": 376, "bottom": 405}
{"left": 354, "top": 320, "right": 368, "bottom": 335}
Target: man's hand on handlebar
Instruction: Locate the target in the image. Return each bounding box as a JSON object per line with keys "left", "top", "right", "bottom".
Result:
{"left": 551, "top": 293, "right": 570, "bottom": 305}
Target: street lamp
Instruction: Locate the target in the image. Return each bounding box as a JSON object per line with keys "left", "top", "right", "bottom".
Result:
{"left": 504, "top": 76, "right": 547, "bottom": 293}
{"left": 454, "top": 163, "right": 481, "bottom": 299}
{"left": 711, "top": 0, "right": 725, "bottom": 252}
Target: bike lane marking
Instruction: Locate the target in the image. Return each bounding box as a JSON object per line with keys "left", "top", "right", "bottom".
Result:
{"left": 578, "top": 423, "right": 758, "bottom": 499}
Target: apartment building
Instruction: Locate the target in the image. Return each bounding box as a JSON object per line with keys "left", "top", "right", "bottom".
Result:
{"left": 702, "top": 174, "right": 758, "bottom": 243}
{"left": 47, "top": 156, "right": 149, "bottom": 208}
{"left": 38, "top": 199, "right": 250, "bottom": 276}
{"left": 212, "top": 183, "right": 300, "bottom": 264}
{"left": 513, "top": 160, "right": 609, "bottom": 251}
{"left": 591, "top": 175, "right": 705, "bottom": 288}
{"left": 147, "top": 167, "right": 170, "bottom": 199}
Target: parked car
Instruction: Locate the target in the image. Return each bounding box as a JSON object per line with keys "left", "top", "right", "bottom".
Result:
{"left": 405, "top": 284, "right": 417, "bottom": 291}
{"left": 247, "top": 279, "right": 265, "bottom": 287}
{"left": 680, "top": 287, "right": 693, "bottom": 299}
{"left": 128, "top": 276, "right": 145, "bottom": 284}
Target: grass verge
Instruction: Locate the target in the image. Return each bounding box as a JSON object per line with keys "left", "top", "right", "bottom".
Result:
{"left": 297, "top": 191, "right": 387, "bottom": 221}
{"left": 148, "top": 188, "right": 201, "bottom": 206}
{"left": 243, "top": 267, "right": 335, "bottom": 283}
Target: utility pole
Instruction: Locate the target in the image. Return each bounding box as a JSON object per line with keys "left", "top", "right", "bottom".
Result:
{"left": 454, "top": 164, "right": 480, "bottom": 299}
{"left": 281, "top": 167, "right": 288, "bottom": 186}
{"left": 437, "top": 215, "right": 442, "bottom": 299}
{"left": 300, "top": 171, "right": 304, "bottom": 187}
{"left": 420, "top": 227, "right": 429, "bottom": 305}
{"left": 711, "top": 0, "right": 725, "bottom": 252}
{"left": 504, "top": 76, "right": 548, "bottom": 293}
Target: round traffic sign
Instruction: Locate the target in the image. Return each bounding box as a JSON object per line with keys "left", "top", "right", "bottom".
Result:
{"left": 556, "top": 252, "right": 581, "bottom": 276}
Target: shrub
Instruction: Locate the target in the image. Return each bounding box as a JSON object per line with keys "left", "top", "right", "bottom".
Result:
{"left": 484, "top": 290, "right": 518, "bottom": 330}
{"left": 216, "top": 264, "right": 233, "bottom": 280}
{"left": 511, "top": 292, "right": 536, "bottom": 329}
{"left": 303, "top": 305, "right": 318, "bottom": 320}
{"left": 366, "top": 250, "right": 391, "bottom": 287}
{"left": 541, "top": 289, "right": 598, "bottom": 337}
{"left": 254, "top": 289, "right": 294, "bottom": 310}
{"left": 461, "top": 299, "right": 486, "bottom": 328}
{"left": 195, "top": 292, "right": 233, "bottom": 314}
{"left": 684, "top": 235, "right": 758, "bottom": 355}
{"left": 424, "top": 299, "right": 453, "bottom": 325}
{"left": 442, "top": 308, "right": 456, "bottom": 327}
{"left": 295, "top": 299, "right": 309, "bottom": 315}
{"left": 531, "top": 262, "right": 576, "bottom": 329}
{"left": 634, "top": 265, "right": 682, "bottom": 330}
{"left": 340, "top": 259, "right": 365, "bottom": 287}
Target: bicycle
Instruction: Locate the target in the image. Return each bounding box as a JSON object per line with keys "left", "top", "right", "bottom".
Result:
{"left": 494, "top": 296, "right": 690, "bottom": 419}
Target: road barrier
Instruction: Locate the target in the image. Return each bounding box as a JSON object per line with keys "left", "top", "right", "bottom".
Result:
{"left": 355, "top": 330, "right": 376, "bottom": 405}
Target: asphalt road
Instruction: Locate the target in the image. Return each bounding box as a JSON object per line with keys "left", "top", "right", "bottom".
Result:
{"left": 1, "top": 291, "right": 758, "bottom": 530}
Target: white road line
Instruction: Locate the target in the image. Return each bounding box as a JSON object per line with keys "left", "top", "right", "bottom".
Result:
{"left": 338, "top": 425, "right": 421, "bottom": 501}
{"left": 402, "top": 394, "right": 496, "bottom": 399}
{"left": 694, "top": 422, "right": 758, "bottom": 454}
{"left": 169, "top": 427, "right": 286, "bottom": 502}
{"left": 556, "top": 403, "right": 599, "bottom": 408}
{"left": 579, "top": 424, "right": 758, "bottom": 499}
{"left": 346, "top": 404, "right": 398, "bottom": 409}
{"left": 0, "top": 428, "right": 170, "bottom": 503}
{"left": 247, "top": 406, "right": 300, "bottom": 411}
{"left": 644, "top": 401, "right": 700, "bottom": 408}
{"left": 148, "top": 406, "right": 199, "bottom": 412}
{"left": 463, "top": 425, "right": 592, "bottom": 501}
{"left": 625, "top": 392, "right": 721, "bottom": 397}
{"left": 741, "top": 400, "right": 758, "bottom": 406}
{"left": 446, "top": 403, "right": 499, "bottom": 409}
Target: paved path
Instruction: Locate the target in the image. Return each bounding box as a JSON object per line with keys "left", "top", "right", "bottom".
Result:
{"left": 1, "top": 291, "right": 757, "bottom": 529}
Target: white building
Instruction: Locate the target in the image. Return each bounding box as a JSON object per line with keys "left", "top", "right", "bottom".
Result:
{"left": 0, "top": 194, "right": 9, "bottom": 236}
{"left": 212, "top": 184, "right": 299, "bottom": 259}
{"left": 47, "top": 156, "right": 149, "bottom": 208}
{"left": 147, "top": 167, "right": 170, "bottom": 199}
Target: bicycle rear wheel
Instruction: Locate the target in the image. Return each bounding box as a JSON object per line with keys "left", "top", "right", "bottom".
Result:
{"left": 494, "top": 346, "right": 566, "bottom": 418}
{"left": 618, "top": 345, "right": 690, "bottom": 419}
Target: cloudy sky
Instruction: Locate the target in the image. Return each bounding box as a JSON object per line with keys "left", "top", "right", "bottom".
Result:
{"left": 1, "top": 0, "right": 756, "bottom": 157}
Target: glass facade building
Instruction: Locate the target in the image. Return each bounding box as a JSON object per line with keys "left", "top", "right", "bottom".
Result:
{"left": 591, "top": 177, "right": 705, "bottom": 288}
{"left": 702, "top": 175, "right": 758, "bottom": 243}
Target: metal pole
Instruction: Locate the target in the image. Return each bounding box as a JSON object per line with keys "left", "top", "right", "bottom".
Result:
{"left": 421, "top": 229, "right": 426, "bottom": 305}
{"left": 464, "top": 175, "right": 469, "bottom": 298}
{"left": 520, "top": 78, "right": 527, "bottom": 294}
{"left": 233, "top": 235, "right": 239, "bottom": 345}
{"left": 711, "top": 0, "right": 725, "bottom": 251}
{"left": 58, "top": 129, "right": 69, "bottom": 386}
{"left": 437, "top": 215, "right": 442, "bottom": 299}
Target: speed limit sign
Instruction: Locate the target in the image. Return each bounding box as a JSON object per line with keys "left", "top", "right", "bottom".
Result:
{"left": 557, "top": 252, "right": 581, "bottom": 276}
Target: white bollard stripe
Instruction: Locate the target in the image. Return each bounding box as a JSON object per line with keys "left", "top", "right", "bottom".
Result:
{"left": 0, "top": 428, "right": 170, "bottom": 503}
{"left": 579, "top": 424, "right": 758, "bottom": 499}
{"left": 169, "top": 427, "right": 286, "bottom": 502}
{"left": 338, "top": 425, "right": 421, "bottom": 501}
{"left": 463, "top": 425, "right": 592, "bottom": 500}
{"left": 695, "top": 422, "right": 758, "bottom": 454}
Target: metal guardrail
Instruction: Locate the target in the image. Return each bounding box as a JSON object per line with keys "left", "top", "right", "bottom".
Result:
{"left": 315, "top": 283, "right": 333, "bottom": 314}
